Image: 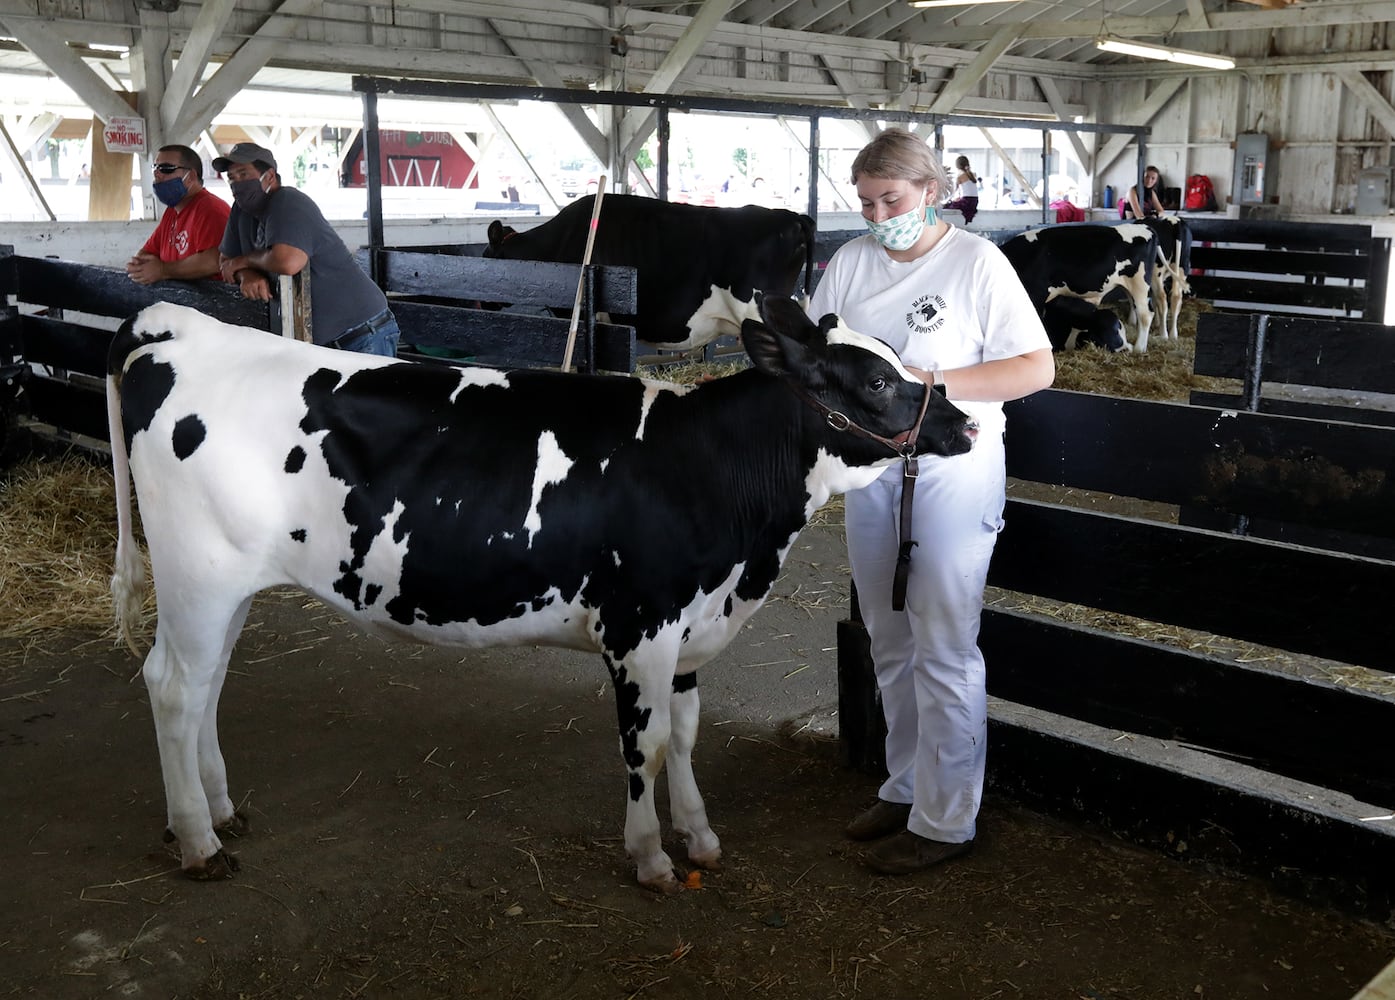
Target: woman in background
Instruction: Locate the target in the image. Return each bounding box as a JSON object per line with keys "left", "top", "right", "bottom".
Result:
{"left": 942, "top": 155, "right": 980, "bottom": 223}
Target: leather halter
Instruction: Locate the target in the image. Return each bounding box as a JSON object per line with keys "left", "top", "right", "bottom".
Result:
{"left": 783, "top": 378, "right": 933, "bottom": 460}
{"left": 784, "top": 379, "right": 935, "bottom": 611}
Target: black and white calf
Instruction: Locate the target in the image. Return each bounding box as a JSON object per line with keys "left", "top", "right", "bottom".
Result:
{"left": 485, "top": 193, "right": 815, "bottom": 350}
{"left": 1001, "top": 223, "right": 1159, "bottom": 352}
{"left": 1137, "top": 215, "right": 1193, "bottom": 342}
{"left": 1040, "top": 295, "right": 1127, "bottom": 352}
{"left": 107, "top": 297, "right": 975, "bottom": 892}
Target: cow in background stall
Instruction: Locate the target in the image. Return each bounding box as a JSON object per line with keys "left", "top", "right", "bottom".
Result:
{"left": 485, "top": 194, "right": 816, "bottom": 351}
{"left": 1001, "top": 223, "right": 1159, "bottom": 352}
{"left": 1138, "top": 215, "right": 1193, "bottom": 342}
{"left": 106, "top": 296, "right": 976, "bottom": 893}
{"left": 1040, "top": 295, "right": 1128, "bottom": 352}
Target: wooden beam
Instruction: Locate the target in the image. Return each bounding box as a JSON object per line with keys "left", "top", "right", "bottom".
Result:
{"left": 929, "top": 26, "right": 1020, "bottom": 115}
{"left": 89, "top": 91, "right": 138, "bottom": 222}
{"left": 0, "top": 17, "right": 137, "bottom": 124}
{"left": 645, "top": 0, "right": 735, "bottom": 96}
{"left": 1335, "top": 69, "right": 1395, "bottom": 142}
{"left": 0, "top": 117, "right": 54, "bottom": 220}
{"left": 1036, "top": 76, "right": 1091, "bottom": 170}
{"left": 171, "top": 0, "right": 322, "bottom": 139}
{"left": 160, "top": 0, "right": 239, "bottom": 136}
{"left": 481, "top": 103, "right": 563, "bottom": 212}
{"left": 907, "top": 0, "right": 1395, "bottom": 44}
{"left": 978, "top": 126, "right": 1041, "bottom": 209}
{"left": 1093, "top": 78, "right": 1186, "bottom": 176}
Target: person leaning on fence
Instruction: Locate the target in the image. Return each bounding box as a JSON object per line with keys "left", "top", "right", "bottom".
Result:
{"left": 125, "top": 144, "right": 230, "bottom": 286}
{"left": 1122, "top": 165, "right": 1165, "bottom": 220}
{"left": 810, "top": 127, "right": 1054, "bottom": 876}
{"left": 213, "top": 142, "right": 400, "bottom": 357}
{"left": 941, "top": 155, "right": 980, "bottom": 224}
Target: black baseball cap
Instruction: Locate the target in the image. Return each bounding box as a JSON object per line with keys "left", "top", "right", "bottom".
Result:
{"left": 212, "top": 142, "right": 277, "bottom": 173}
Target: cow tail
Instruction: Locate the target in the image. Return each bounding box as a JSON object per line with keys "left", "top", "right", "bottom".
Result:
{"left": 107, "top": 372, "right": 146, "bottom": 657}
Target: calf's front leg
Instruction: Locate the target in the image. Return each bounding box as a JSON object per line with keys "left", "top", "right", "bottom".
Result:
{"left": 667, "top": 672, "right": 721, "bottom": 871}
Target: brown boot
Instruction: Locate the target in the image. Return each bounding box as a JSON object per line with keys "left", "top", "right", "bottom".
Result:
{"left": 864, "top": 830, "right": 973, "bottom": 875}
{"left": 845, "top": 799, "right": 912, "bottom": 841}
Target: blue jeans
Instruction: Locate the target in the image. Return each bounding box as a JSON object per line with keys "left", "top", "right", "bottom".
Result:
{"left": 331, "top": 309, "right": 400, "bottom": 357}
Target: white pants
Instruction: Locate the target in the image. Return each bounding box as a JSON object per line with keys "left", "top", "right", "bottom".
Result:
{"left": 845, "top": 433, "right": 1006, "bottom": 843}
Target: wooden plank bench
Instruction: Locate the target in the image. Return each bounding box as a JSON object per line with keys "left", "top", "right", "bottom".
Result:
{"left": 837, "top": 388, "right": 1395, "bottom": 918}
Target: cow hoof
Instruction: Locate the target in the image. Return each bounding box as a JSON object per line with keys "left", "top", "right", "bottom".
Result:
{"left": 689, "top": 848, "right": 723, "bottom": 871}
{"left": 215, "top": 810, "right": 251, "bottom": 839}
{"left": 639, "top": 870, "right": 683, "bottom": 895}
{"left": 183, "top": 849, "right": 241, "bottom": 881}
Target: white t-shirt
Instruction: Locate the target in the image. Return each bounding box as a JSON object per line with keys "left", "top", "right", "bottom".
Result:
{"left": 952, "top": 177, "right": 979, "bottom": 199}
{"left": 808, "top": 226, "right": 1049, "bottom": 438}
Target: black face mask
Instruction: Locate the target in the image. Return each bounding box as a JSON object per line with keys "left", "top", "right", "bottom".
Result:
{"left": 231, "top": 172, "right": 271, "bottom": 215}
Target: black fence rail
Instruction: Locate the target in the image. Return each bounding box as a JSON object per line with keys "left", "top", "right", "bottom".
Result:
{"left": 1, "top": 251, "right": 271, "bottom": 456}
{"left": 359, "top": 248, "right": 638, "bottom": 373}
{"left": 2, "top": 247, "right": 640, "bottom": 462}
{"left": 1186, "top": 218, "right": 1391, "bottom": 319}
{"left": 1185, "top": 310, "right": 1395, "bottom": 557}
{"left": 837, "top": 387, "right": 1395, "bottom": 918}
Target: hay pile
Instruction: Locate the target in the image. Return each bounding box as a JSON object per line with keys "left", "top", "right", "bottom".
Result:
{"left": 0, "top": 451, "right": 130, "bottom": 643}
{"left": 1049, "top": 300, "right": 1232, "bottom": 402}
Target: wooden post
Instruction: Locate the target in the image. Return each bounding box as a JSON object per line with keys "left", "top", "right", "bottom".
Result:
{"left": 562, "top": 178, "right": 606, "bottom": 372}
{"left": 278, "top": 270, "right": 313, "bottom": 343}
{"left": 89, "top": 93, "right": 139, "bottom": 222}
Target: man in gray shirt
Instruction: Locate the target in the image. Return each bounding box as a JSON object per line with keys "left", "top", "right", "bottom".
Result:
{"left": 215, "top": 142, "right": 400, "bottom": 356}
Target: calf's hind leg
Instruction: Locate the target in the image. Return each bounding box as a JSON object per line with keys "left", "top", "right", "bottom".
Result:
{"left": 144, "top": 594, "right": 254, "bottom": 879}
{"left": 198, "top": 596, "right": 254, "bottom": 839}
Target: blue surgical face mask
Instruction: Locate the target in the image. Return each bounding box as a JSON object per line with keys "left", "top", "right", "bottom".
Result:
{"left": 152, "top": 175, "right": 188, "bottom": 208}
{"left": 864, "top": 191, "right": 936, "bottom": 251}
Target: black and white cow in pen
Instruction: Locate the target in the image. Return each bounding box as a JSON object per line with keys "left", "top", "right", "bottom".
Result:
{"left": 1040, "top": 295, "right": 1128, "bottom": 353}
{"left": 107, "top": 297, "right": 976, "bottom": 893}
{"left": 1001, "top": 222, "right": 1159, "bottom": 352}
{"left": 1138, "top": 215, "right": 1193, "bottom": 343}
{"left": 485, "top": 193, "right": 816, "bottom": 351}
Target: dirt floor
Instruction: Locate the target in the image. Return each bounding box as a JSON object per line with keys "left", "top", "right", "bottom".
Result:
{"left": 3, "top": 517, "right": 1394, "bottom": 1000}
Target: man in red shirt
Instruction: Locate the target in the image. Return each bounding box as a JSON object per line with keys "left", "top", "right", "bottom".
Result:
{"left": 126, "top": 144, "right": 231, "bottom": 284}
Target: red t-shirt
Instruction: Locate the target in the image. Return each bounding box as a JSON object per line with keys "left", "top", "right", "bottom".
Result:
{"left": 141, "top": 188, "right": 232, "bottom": 280}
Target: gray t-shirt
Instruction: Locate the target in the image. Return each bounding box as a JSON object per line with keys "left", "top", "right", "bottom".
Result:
{"left": 221, "top": 186, "right": 388, "bottom": 346}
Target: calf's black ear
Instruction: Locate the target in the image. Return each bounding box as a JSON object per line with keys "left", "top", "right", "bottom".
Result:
{"left": 757, "top": 293, "right": 817, "bottom": 342}
{"left": 742, "top": 315, "right": 809, "bottom": 380}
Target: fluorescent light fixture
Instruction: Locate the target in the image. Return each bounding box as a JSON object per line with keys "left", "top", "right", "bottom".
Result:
{"left": 1095, "top": 35, "right": 1235, "bottom": 70}
{"left": 908, "top": 0, "right": 1018, "bottom": 9}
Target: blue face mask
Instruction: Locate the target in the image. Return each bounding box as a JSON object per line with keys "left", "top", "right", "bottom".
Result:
{"left": 152, "top": 175, "right": 188, "bottom": 208}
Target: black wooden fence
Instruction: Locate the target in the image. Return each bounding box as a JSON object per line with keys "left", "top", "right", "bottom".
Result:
{"left": 1186, "top": 217, "right": 1391, "bottom": 319}
{"left": 1, "top": 247, "right": 638, "bottom": 459}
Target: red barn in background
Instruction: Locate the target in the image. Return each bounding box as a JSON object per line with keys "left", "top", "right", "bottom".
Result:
{"left": 343, "top": 130, "right": 478, "bottom": 189}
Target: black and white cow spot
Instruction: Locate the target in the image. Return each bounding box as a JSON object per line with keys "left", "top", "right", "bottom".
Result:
{"left": 171, "top": 415, "right": 206, "bottom": 460}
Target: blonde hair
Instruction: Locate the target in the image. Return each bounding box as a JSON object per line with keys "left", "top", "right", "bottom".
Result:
{"left": 850, "top": 127, "right": 950, "bottom": 198}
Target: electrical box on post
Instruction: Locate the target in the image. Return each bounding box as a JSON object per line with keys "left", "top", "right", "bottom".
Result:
{"left": 1233, "top": 133, "right": 1268, "bottom": 206}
